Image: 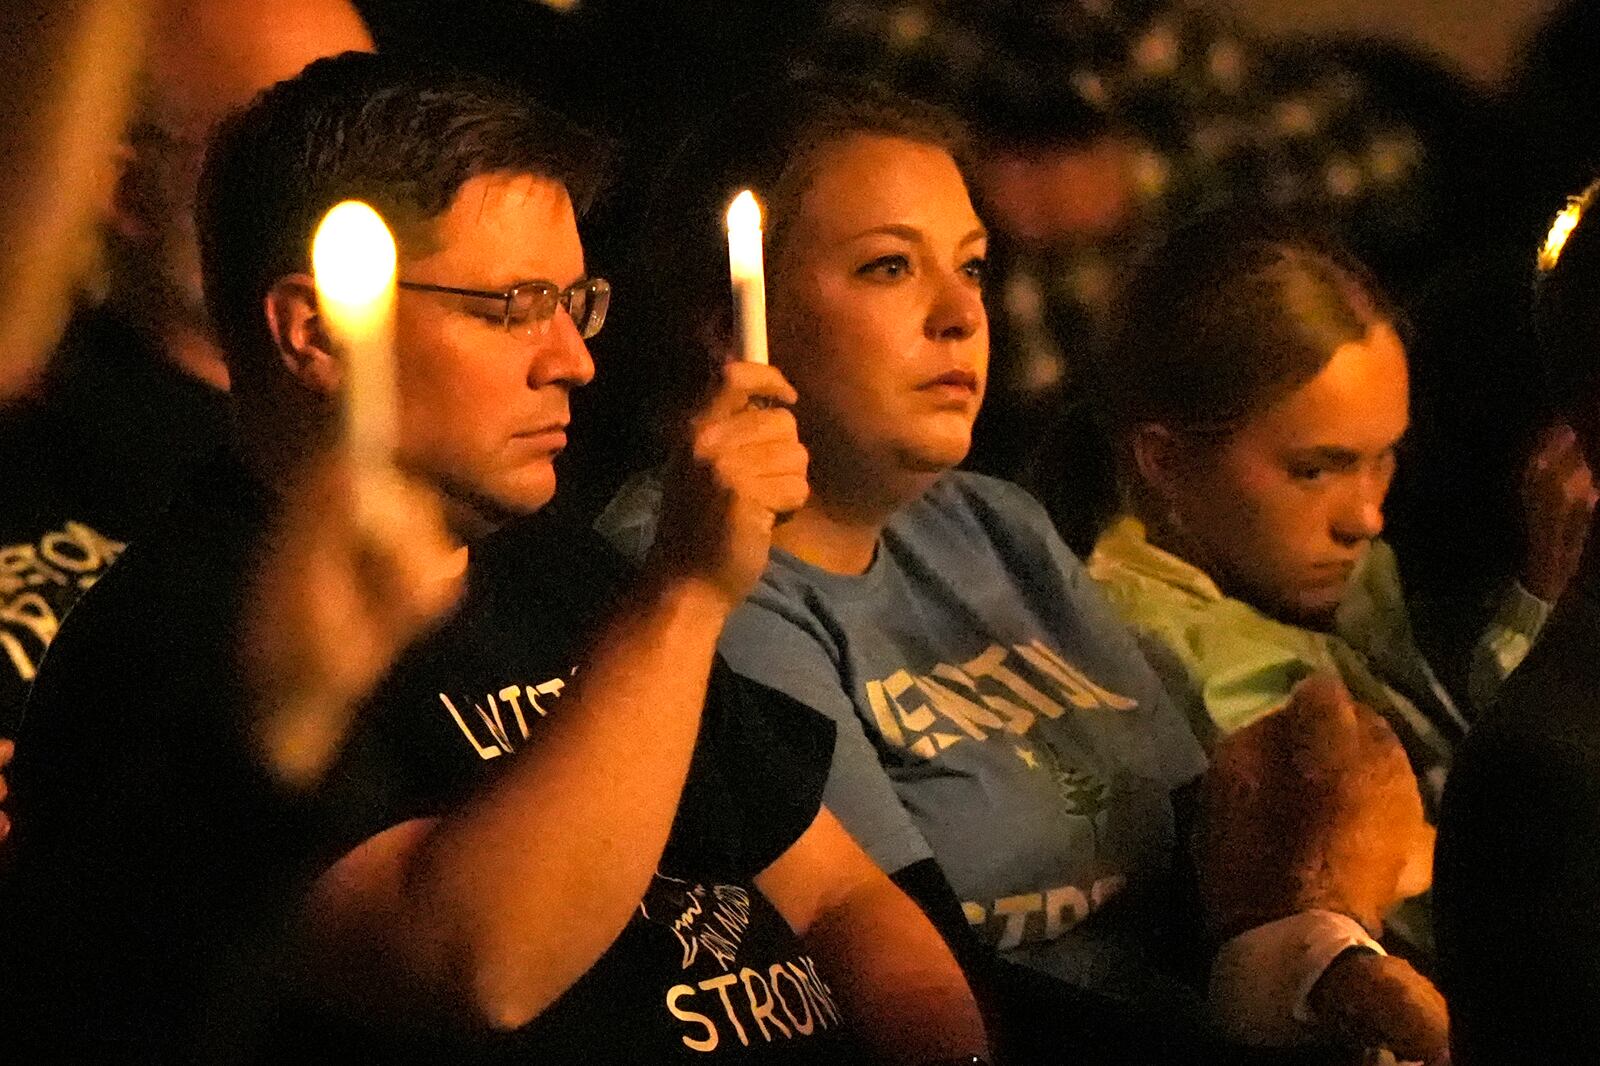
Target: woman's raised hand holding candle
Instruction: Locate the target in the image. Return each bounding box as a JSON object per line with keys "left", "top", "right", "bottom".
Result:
{"left": 725, "top": 190, "right": 768, "bottom": 365}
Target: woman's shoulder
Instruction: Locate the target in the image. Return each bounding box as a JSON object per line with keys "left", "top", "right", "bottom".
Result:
{"left": 903, "top": 471, "right": 1070, "bottom": 559}
{"left": 920, "top": 469, "right": 1053, "bottom": 522}
{"left": 1088, "top": 518, "right": 1217, "bottom": 631}
{"left": 1100, "top": 561, "right": 1321, "bottom": 667}
{"left": 1088, "top": 519, "right": 1329, "bottom": 706}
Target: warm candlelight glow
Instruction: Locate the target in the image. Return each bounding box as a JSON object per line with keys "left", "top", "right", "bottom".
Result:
{"left": 312, "top": 201, "right": 397, "bottom": 306}
{"left": 1541, "top": 197, "right": 1587, "bottom": 273}
{"left": 312, "top": 199, "right": 398, "bottom": 466}
{"left": 726, "top": 189, "right": 768, "bottom": 364}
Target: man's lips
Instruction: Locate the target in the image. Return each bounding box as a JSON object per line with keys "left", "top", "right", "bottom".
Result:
{"left": 512, "top": 423, "right": 569, "bottom": 449}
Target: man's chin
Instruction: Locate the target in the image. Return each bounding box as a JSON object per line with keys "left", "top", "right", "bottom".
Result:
{"left": 436, "top": 473, "right": 557, "bottom": 543}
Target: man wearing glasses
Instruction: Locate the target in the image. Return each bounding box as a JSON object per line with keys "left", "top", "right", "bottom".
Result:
{"left": 7, "top": 52, "right": 986, "bottom": 1063}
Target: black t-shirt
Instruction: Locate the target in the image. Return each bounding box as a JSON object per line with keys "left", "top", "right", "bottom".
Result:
{"left": 297, "top": 520, "right": 859, "bottom": 1063}
{"left": 7, "top": 456, "right": 856, "bottom": 1063}
{"left": 0, "top": 308, "right": 230, "bottom": 733}
{"left": 6, "top": 456, "right": 323, "bottom": 1061}
{"left": 1436, "top": 562, "right": 1600, "bottom": 1063}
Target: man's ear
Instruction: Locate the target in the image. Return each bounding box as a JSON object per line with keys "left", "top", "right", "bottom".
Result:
{"left": 264, "top": 273, "right": 341, "bottom": 397}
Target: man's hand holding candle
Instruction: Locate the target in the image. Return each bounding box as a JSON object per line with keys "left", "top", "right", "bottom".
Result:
{"left": 241, "top": 202, "right": 462, "bottom": 790}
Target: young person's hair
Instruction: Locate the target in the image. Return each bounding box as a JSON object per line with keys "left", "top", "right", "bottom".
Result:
{"left": 1094, "top": 211, "right": 1398, "bottom": 451}
{"left": 196, "top": 50, "right": 604, "bottom": 399}
{"left": 1533, "top": 176, "right": 1600, "bottom": 411}
{"left": 614, "top": 76, "right": 971, "bottom": 439}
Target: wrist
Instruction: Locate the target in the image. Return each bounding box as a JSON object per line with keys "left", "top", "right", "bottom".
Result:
{"left": 632, "top": 567, "right": 742, "bottom": 625}
{"left": 1208, "top": 910, "right": 1385, "bottom": 1045}
{"left": 1305, "top": 943, "right": 1382, "bottom": 1022}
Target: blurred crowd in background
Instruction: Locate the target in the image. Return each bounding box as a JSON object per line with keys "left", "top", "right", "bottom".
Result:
{"left": 5, "top": 1, "right": 1600, "bottom": 1063}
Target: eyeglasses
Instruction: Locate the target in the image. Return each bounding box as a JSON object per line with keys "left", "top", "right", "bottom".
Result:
{"left": 396, "top": 276, "right": 611, "bottom": 339}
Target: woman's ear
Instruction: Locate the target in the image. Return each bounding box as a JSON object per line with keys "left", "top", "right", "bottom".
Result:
{"left": 264, "top": 273, "right": 341, "bottom": 397}
{"left": 1131, "top": 423, "right": 1180, "bottom": 499}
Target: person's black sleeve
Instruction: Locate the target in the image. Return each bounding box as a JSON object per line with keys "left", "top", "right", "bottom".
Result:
{"left": 1438, "top": 725, "right": 1600, "bottom": 1064}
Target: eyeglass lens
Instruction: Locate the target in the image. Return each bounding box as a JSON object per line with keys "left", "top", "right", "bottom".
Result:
{"left": 508, "top": 279, "right": 610, "bottom": 339}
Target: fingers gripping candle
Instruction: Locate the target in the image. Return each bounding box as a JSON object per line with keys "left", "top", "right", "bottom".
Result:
{"left": 726, "top": 190, "right": 769, "bottom": 365}
{"left": 312, "top": 200, "right": 399, "bottom": 468}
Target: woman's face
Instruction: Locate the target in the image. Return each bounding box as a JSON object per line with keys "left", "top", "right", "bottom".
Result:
{"left": 768, "top": 134, "right": 988, "bottom": 493}
{"left": 1163, "top": 322, "right": 1409, "bottom": 629}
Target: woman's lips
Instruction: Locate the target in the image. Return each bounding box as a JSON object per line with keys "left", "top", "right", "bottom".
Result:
{"left": 1308, "top": 560, "right": 1358, "bottom": 585}
{"left": 918, "top": 369, "right": 980, "bottom": 403}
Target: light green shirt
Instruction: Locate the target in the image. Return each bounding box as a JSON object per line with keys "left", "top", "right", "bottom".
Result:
{"left": 1086, "top": 516, "right": 1470, "bottom": 812}
{"left": 1089, "top": 515, "right": 1486, "bottom": 957}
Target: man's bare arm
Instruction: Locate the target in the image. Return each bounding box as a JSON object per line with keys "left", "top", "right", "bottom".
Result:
{"left": 757, "top": 807, "right": 989, "bottom": 1064}
{"left": 296, "top": 363, "right": 808, "bottom": 1030}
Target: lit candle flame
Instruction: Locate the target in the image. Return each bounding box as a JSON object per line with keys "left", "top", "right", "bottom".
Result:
{"left": 1541, "top": 199, "right": 1585, "bottom": 273}
{"left": 726, "top": 189, "right": 768, "bottom": 364}
{"left": 312, "top": 200, "right": 398, "bottom": 466}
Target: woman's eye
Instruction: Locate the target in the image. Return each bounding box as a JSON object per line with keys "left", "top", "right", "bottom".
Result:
{"left": 857, "top": 254, "right": 911, "bottom": 280}
{"left": 961, "top": 256, "right": 988, "bottom": 285}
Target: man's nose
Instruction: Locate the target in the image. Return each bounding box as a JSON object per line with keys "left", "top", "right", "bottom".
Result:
{"left": 530, "top": 308, "right": 595, "bottom": 388}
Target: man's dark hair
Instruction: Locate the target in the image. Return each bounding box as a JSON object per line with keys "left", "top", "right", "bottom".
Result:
{"left": 196, "top": 50, "right": 603, "bottom": 398}
{"left": 1534, "top": 177, "right": 1600, "bottom": 411}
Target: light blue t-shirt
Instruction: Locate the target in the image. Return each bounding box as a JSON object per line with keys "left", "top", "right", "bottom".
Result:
{"left": 715, "top": 473, "right": 1208, "bottom": 1004}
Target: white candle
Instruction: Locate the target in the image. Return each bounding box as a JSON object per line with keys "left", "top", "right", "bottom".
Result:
{"left": 725, "top": 189, "right": 768, "bottom": 365}
{"left": 311, "top": 199, "right": 398, "bottom": 468}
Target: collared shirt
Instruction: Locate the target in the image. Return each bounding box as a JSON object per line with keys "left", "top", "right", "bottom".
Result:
{"left": 1088, "top": 514, "right": 1473, "bottom": 961}
{"left": 1087, "top": 516, "right": 1474, "bottom": 812}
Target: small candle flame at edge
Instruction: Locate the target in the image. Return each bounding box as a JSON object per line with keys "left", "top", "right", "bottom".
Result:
{"left": 727, "top": 189, "right": 762, "bottom": 234}
{"left": 1541, "top": 198, "right": 1588, "bottom": 274}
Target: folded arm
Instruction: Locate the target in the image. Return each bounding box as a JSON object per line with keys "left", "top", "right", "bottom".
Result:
{"left": 294, "top": 363, "right": 809, "bottom": 1031}
{"left": 757, "top": 806, "right": 989, "bottom": 1065}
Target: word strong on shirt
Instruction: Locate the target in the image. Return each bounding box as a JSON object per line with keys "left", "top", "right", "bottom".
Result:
{"left": 865, "top": 639, "right": 1136, "bottom": 759}
{"left": 645, "top": 875, "right": 844, "bottom": 1055}
{"left": 665, "top": 953, "right": 842, "bottom": 1054}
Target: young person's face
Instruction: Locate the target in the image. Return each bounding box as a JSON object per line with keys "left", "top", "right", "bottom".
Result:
{"left": 1164, "top": 322, "right": 1409, "bottom": 629}
{"left": 768, "top": 134, "right": 988, "bottom": 490}
{"left": 392, "top": 172, "right": 594, "bottom": 536}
